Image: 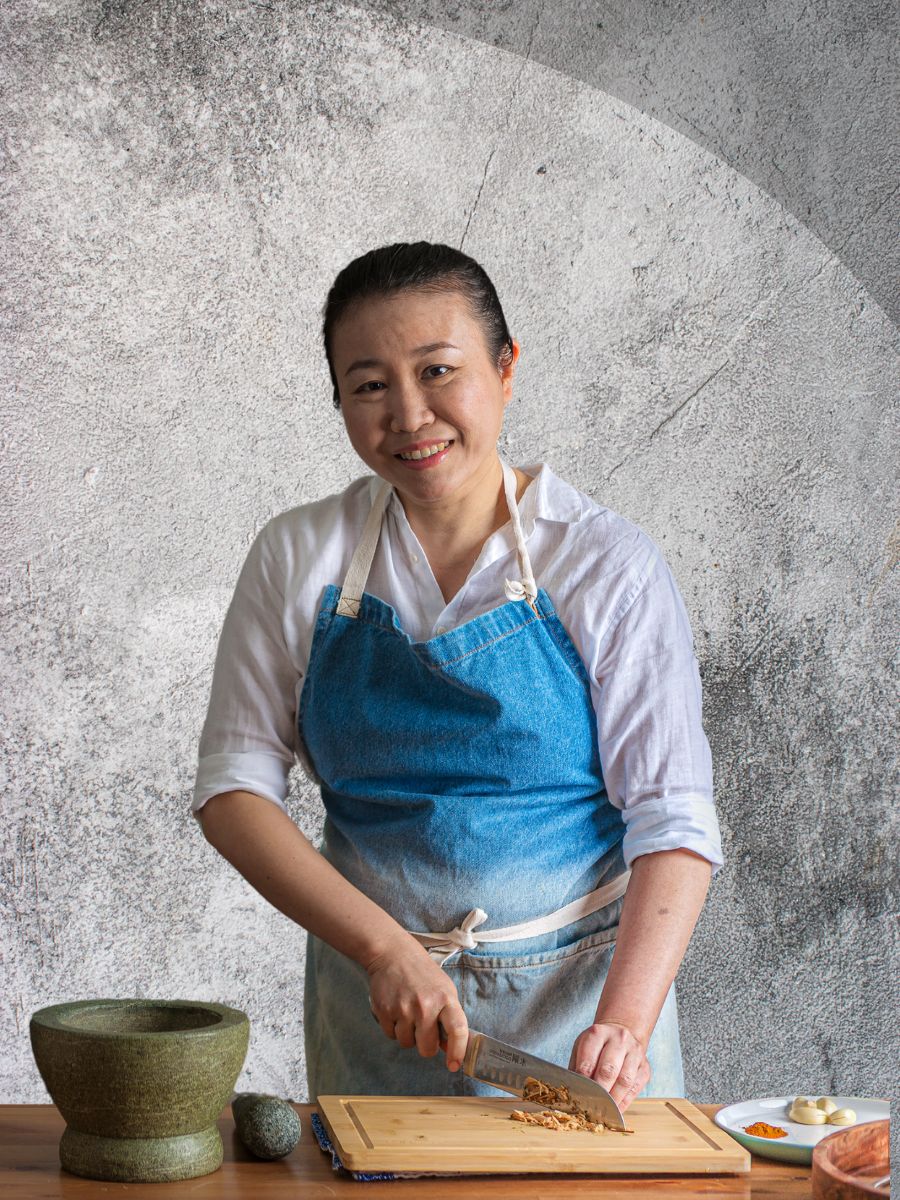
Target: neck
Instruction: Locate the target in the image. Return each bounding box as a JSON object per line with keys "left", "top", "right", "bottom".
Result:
{"left": 396, "top": 455, "right": 516, "bottom": 560}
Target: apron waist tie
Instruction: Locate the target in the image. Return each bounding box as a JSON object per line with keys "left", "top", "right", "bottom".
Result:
{"left": 407, "top": 871, "right": 631, "bottom": 967}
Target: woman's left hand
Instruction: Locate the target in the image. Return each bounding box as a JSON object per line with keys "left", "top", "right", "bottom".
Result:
{"left": 568, "top": 1022, "right": 650, "bottom": 1112}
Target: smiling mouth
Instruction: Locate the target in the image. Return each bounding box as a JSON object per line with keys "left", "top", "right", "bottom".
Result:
{"left": 395, "top": 440, "right": 454, "bottom": 461}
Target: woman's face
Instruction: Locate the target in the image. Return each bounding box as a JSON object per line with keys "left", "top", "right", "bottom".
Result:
{"left": 330, "top": 288, "right": 519, "bottom": 507}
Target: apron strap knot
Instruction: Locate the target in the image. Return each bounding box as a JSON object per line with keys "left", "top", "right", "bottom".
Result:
{"left": 503, "top": 577, "right": 538, "bottom": 606}
{"left": 409, "top": 907, "right": 489, "bottom": 965}
{"left": 453, "top": 906, "right": 489, "bottom": 948}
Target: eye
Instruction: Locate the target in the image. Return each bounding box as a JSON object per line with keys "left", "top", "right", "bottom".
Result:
{"left": 354, "top": 380, "right": 386, "bottom": 394}
{"left": 424, "top": 364, "right": 452, "bottom": 378}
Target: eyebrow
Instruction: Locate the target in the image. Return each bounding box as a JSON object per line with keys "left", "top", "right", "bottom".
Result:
{"left": 344, "top": 342, "right": 460, "bottom": 376}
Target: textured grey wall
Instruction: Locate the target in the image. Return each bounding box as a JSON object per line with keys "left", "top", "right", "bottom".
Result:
{"left": 2, "top": 0, "right": 897, "bottom": 1108}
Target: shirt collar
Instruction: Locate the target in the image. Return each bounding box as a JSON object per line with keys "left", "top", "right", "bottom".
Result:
{"left": 516, "top": 460, "right": 587, "bottom": 534}
{"left": 373, "top": 460, "right": 589, "bottom": 538}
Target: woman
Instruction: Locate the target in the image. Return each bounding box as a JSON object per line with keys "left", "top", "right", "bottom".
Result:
{"left": 193, "top": 241, "right": 723, "bottom": 1111}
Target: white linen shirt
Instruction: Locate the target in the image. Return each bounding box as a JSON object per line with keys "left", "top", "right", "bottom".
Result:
{"left": 193, "top": 461, "right": 724, "bottom": 873}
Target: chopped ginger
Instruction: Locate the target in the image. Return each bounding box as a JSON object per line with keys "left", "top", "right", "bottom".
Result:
{"left": 508, "top": 1076, "right": 634, "bottom": 1135}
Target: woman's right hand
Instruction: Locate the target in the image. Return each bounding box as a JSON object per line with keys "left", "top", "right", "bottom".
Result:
{"left": 365, "top": 937, "right": 469, "bottom": 1072}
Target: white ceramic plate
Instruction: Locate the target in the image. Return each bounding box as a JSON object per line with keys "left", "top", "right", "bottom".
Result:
{"left": 714, "top": 1095, "right": 890, "bottom": 1165}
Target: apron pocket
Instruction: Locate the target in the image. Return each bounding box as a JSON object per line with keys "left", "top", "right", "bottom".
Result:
{"left": 448, "top": 931, "right": 684, "bottom": 1098}
{"left": 448, "top": 928, "right": 619, "bottom": 1078}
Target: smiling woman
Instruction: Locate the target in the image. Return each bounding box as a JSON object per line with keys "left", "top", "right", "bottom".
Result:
{"left": 328, "top": 276, "right": 525, "bottom": 600}
{"left": 192, "top": 241, "right": 723, "bottom": 1108}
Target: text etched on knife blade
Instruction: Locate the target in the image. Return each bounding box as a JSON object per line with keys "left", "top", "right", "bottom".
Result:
{"left": 486, "top": 1046, "right": 527, "bottom": 1067}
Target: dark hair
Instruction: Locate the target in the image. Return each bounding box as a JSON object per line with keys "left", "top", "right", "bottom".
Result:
{"left": 322, "top": 241, "right": 514, "bottom": 408}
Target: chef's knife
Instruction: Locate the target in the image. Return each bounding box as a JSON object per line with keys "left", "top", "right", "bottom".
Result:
{"left": 457, "top": 1027, "right": 628, "bottom": 1132}
{"left": 368, "top": 1005, "right": 626, "bottom": 1131}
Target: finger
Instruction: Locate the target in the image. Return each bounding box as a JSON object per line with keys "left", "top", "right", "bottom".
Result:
{"left": 569, "top": 1028, "right": 603, "bottom": 1076}
{"left": 369, "top": 999, "right": 398, "bottom": 1042}
{"left": 414, "top": 1014, "right": 441, "bottom": 1059}
{"left": 615, "top": 1067, "right": 650, "bottom": 1112}
{"left": 608, "top": 1047, "right": 648, "bottom": 1109}
{"left": 372, "top": 1008, "right": 397, "bottom": 1040}
{"left": 616, "top": 1059, "right": 651, "bottom": 1113}
{"left": 591, "top": 1043, "right": 626, "bottom": 1094}
{"left": 439, "top": 1005, "right": 469, "bottom": 1071}
{"left": 393, "top": 1017, "right": 417, "bottom": 1050}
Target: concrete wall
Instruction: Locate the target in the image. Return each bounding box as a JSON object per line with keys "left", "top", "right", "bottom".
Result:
{"left": 2, "top": 0, "right": 897, "bottom": 1106}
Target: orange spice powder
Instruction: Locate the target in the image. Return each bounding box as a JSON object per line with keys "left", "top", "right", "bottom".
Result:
{"left": 744, "top": 1121, "right": 788, "bottom": 1139}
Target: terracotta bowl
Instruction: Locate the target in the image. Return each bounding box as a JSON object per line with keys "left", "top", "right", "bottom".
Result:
{"left": 812, "top": 1119, "right": 890, "bottom": 1200}
{"left": 30, "top": 999, "right": 250, "bottom": 1183}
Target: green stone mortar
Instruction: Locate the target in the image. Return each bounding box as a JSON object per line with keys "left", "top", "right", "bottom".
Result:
{"left": 30, "top": 999, "right": 250, "bottom": 1183}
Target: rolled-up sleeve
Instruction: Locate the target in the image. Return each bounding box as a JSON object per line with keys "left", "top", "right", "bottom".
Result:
{"left": 592, "top": 535, "right": 724, "bottom": 873}
{"left": 192, "top": 522, "right": 299, "bottom": 818}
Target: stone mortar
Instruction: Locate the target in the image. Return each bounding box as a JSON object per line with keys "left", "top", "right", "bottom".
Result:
{"left": 29, "top": 999, "right": 250, "bottom": 1183}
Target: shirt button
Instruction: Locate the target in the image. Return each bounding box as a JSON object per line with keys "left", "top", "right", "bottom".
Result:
{"left": 411, "top": 553, "right": 419, "bottom": 564}
{"left": 437, "top": 625, "right": 447, "bottom": 634}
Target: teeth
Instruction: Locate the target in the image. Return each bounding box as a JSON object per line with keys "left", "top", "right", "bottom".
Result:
{"left": 399, "top": 441, "right": 450, "bottom": 460}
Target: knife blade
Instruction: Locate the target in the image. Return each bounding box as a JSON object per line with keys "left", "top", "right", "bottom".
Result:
{"left": 458, "top": 1028, "right": 628, "bottom": 1131}
{"left": 369, "top": 1006, "right": 627, "bottom": 1132}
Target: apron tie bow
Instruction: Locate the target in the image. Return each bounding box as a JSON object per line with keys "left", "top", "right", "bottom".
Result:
{"left": 451, "top": 906, "right": 489, "bottom": 949}
{"left": 411, "top": 907, "right": 489, "bottom": 964}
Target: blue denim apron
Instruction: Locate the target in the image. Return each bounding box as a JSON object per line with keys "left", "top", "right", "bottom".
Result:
{"left": 298, "top": 461, "right": 684, "bottom": 1099}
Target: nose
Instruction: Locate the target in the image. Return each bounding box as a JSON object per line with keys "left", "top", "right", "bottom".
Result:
{"left": 387, "top": 379, "right": 435, "bottom": 435}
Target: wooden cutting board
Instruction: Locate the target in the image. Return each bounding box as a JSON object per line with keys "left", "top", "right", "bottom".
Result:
{"left": 316, "top": 1095, "right": 751, "bottom": 1175}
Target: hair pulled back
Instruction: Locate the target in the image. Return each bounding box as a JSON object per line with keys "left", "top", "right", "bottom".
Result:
{"left": 322, "top": 241, "right": 513, "bottom": 408}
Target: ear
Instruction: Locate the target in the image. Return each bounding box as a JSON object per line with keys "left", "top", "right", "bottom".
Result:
{"left": 501, "top": 339, "right": 520, "bottom": 406}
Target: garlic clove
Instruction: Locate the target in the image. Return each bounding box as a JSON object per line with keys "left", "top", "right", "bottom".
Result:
{"left": 828, "top": 1108, "right": 856, "bottom": 1126}
{"left": 790, "top": 1104, "right": 828, "bottom": 1124}
{"left": 816, "top": 1097, "right": 837, "bottom": 1114}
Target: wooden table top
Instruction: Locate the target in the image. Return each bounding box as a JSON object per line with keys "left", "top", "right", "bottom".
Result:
{"left": 0, "top": 1103, "right": 814, "bottom": 1198}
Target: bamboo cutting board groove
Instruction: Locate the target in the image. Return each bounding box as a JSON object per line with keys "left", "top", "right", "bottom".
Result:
{"left": 316, "top": 1095, "right": 752, "bottom": 1174}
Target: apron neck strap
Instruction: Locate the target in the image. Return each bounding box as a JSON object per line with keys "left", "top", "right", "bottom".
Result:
{"left": 336, "top": 480, "right": 393, "bottom": 617}
{"left": 336, "top": 458, "right": 538, "bottom": 619}
{"left": 500, "top": 457, "right": 539, "bottom": 612}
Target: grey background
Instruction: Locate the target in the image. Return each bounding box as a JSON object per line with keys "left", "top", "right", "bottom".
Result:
{"left": 2, "top": 0, "right": 898, "bottom": 1108}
